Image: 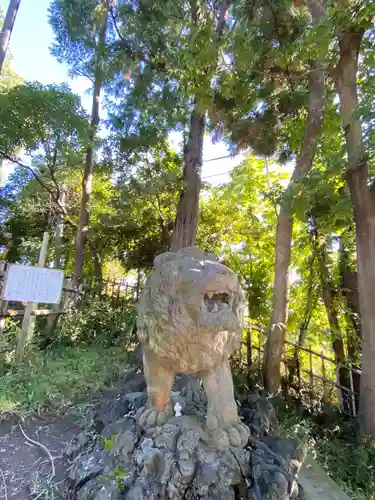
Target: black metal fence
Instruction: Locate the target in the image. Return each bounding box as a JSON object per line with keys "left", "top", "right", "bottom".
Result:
{"left": 0, "top": 260, "right": 360, "bottom": 416}
{"left": 236, "top": 327, "right": 360, "bottom": 418}
{"left": 62, "top": 277, "right": 141, "bottom": 308}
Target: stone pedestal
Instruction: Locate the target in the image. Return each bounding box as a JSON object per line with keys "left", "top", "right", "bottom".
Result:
{"left": 68, "top": 383, "right": 306, "bottom": 500}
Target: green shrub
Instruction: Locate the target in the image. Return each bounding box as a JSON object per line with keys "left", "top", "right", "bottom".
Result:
{"left": 0, "top": 344, "right": 130, "bottom": 415}
{"left": 279, "top": 407, "right": 375, "bottom": 500}
{"left": 52, "top": 296, "right": 136, "bottom": 348}
{"left": 316, "top": 436, "right": 375, "bottom": 499}
{"left": 0, "top": 297, "right": 137, "bottom": 416}
{"left": 0, "top": 317, "right": 21, "bottom": 372}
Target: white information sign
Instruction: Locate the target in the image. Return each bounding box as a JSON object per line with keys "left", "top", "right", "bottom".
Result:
{"left": 2, "top": 264, "right": 64, "bottom": 304}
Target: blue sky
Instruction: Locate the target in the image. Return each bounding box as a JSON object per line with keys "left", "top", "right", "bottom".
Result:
{"left": 1, "top": 0, "right": 243, "bottom": 184}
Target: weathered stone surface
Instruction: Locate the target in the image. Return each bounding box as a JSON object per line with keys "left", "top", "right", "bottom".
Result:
{"left": 69, "top": 448, "right": 115, "bottom": 489}
{"left": 76, "top": 478, "right": 122, "bottom": 500}
{"left": 125, "top": 392, "right": 148, "bottom": 408}
{"left": 65, "top": 431, "right": 90, "bottom": 460}
{"left": 92, "top": 373, "right": 146, "bottom": 431}
{"left": 260, "top": 436, "right": 306, "bottom": 475}
{"left": 239, "top": 392, "right": 279, "bottom": 438}
{"left": 136, "top": 247, "right": 250, "bottom": 448}
{"left": 71, "top": 385, "right": 305, "bottom": 500}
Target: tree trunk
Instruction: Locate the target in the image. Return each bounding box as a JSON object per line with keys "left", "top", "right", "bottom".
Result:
{"left": 54, "top": 187, "right": 66, "bottom": 268}
{"left": 170, "top": 0, "right": 230, "bottom": 252}
{"left": 170, "top": 108, "right": 205, "bottom": 251}
{"left": 339, "top": 236, "right": 361, "bottom": 341}
{"left": 0, "top": 0, "right": 21, "bottom": 75}
{"left": 170, "top": 0, "right": 230, "bottom": 394}
{"left": 92, "top": 248, "right": 103, "bottom": 283}
{"left": 264, "top": 206, "right": 293, "bottom": 392}
{"left": 136, "top": 267, "right": 141, "bottom": 301}
{"left": 288, "top": 251, "right": 315, "bottom": 387}
{"left": 339, "top": 236, "right": 361, "bottom": 401}
{"left": 335, "top": 26, "right": 375, "bottom": 437}
{"left": 310, "top": 221, "right": 350, "bottom": 402}
{"left": 73, "top": 2, "right": 108, "bottom": 284}
{"left": 44, "top": 188, "right": 67, "bottom": 338}
{"left": 264, "top": 0, "right": 326, "bottom": 393}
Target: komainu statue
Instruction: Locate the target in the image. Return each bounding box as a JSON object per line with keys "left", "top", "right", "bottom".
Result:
{"left": 136, "top": 247, "right": 250, "bottom": 448}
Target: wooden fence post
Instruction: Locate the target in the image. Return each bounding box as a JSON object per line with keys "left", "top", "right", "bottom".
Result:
{"left": 16, "top": 232, "right": 49, "bottom": 362}
{"left": 349, "top": 364, "right": 357, "bottom": 417}
{"left": 309, "top": 345, "right": 314, "bottom": 401}
{"left": 246, "top": 328, "right": 252, "bottom": 382}
{"left": 321, "top": 349, "right": 329, "bottom": 406}
{"left": 44, "top": 276, "right": 67, "bottom": 339}
{"left": 0, "top": 261, "right": 7, "bottom": 335}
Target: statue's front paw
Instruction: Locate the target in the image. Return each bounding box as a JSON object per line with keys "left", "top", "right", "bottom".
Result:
{"left": 135, "top": 405, "right": 172, "bottom": 430}
{"left": 210, "top": 422, "right": 250, "bottom": 449}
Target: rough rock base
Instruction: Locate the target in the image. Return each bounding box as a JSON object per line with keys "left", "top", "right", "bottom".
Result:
{"left": 67, "top": 375, "right": 306, "bottom": 500}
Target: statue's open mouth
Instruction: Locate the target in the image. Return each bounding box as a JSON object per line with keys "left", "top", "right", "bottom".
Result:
{"left": 203, "top": 291, "right": 234, "bottom": 313}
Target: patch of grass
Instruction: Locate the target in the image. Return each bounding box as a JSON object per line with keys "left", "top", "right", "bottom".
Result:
{"left": 28, "top": 471, "right": 56, "bottom": 500}
{"left": 279, "top": 408, "right": 375, "bottom": 500}
{"left": 51, "top": 296, "right": 136, "bottom": 348}
{"left": 0, "top": 344, "right": 130, "bottom": 417}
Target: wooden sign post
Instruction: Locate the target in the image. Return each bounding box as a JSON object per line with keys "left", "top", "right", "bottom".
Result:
{"left": 16, "top": 232, "right": 49, "bottom": 361}
{"left": 1, "top": 232, "right": 64, "bottom": 362}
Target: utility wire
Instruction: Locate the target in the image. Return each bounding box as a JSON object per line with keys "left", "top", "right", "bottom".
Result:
{"left": 202, "top": 171, "right": 232, "bottom": 179}
{"left": 202, "top": 154, "right": 234, "bottom": 163}
{"left": 201, "top": 153, "right": 241, "bottom": 179}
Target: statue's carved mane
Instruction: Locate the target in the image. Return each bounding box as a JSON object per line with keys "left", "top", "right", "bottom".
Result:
{"left": 135, "top": 246, "right": 249, "bottom": 449}
{"left": 137, "top": 247, "right": 243, "bottom": 373}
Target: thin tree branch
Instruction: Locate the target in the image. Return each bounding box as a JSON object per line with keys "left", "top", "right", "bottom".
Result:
{"left": 238, "top": 268, "right": 251, "bottom": 287}
{"left": 74, "top": 68, "right": 95, "bottom": 83}
{"left": 110, "top": 6, "right": 126, "bottom": 42}
{"left": 154, "top": 194, "right": 165, "bottom": 222}
{"left": 264, "top": 159, "right": 279, "bottom": 218}
{"left": 0, "top": 151, "right": 77, "bottom": 230}
{"left": 43, "top": 139, "right": 61, "bottom": 202}
{"left": 0, "top": 151, "right": 57, "bottom": 200}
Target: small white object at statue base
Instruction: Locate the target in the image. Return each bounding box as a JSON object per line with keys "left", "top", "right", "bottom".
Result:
{"left": 141, "top": 438, "right": 153, "bottom": 454}
{"left": 174, "top": 402, "right": 182, "bottom": 417}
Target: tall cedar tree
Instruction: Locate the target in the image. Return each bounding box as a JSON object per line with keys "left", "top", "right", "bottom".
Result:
{"left": 0, "top": 0, "right": 21, "bottom": 75}
{"left": 49, "top": 0, "right": 111, "bottom": 283}
{"left": 332, "top": 1, "right": 375, "bottom": 437}
{"left": 170, "top": 0, "right": 230, "bottom": 251}
{"left": 264, "top": 0, "right": 326, "bottom": 392}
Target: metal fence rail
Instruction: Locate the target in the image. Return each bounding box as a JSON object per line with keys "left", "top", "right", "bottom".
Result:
{"left": 237, "top": 328, "right": 360, "bottom": 418}
{"left": 0, "top": 259, "right": 361, "bottom": 417}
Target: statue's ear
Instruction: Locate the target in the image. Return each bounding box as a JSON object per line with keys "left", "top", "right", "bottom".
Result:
{"left": 178, "top": 246, "right": 205, "bottom": 261}
{"left": 153, "top": 251, "right": 176, "bottom": 269}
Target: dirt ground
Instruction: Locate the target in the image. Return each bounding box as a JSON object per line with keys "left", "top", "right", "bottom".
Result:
{"left": 0, "top": 414, "right": 81, "bottom": 500}
{"left": 0, "top": 371, "right": 144, "bottom": 500}
{"left": 0, "top": 375, "right": 351, "bottom": 500}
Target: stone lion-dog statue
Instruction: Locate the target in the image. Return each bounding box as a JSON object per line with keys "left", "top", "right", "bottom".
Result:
{"left": 136, "top": 246, "right": 250, "bottom": 448}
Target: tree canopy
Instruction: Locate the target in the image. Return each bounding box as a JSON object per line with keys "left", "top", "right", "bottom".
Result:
{"left": 2, "top": 0, "right": 375, "bottom": 439}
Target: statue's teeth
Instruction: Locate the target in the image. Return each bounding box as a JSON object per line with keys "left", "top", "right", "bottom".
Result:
{"left": 212, "top": 303, "right": 219, "bottom": 312}
{"left": 207, "top": 292, "right": 213, "bottom": 299}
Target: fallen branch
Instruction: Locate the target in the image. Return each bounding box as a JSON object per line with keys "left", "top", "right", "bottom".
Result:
{"left": 19, "top": 425, "right": 56, "bottom": 481}
{"left": 0, "top": 468, "right": 7, "bottom": 500}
